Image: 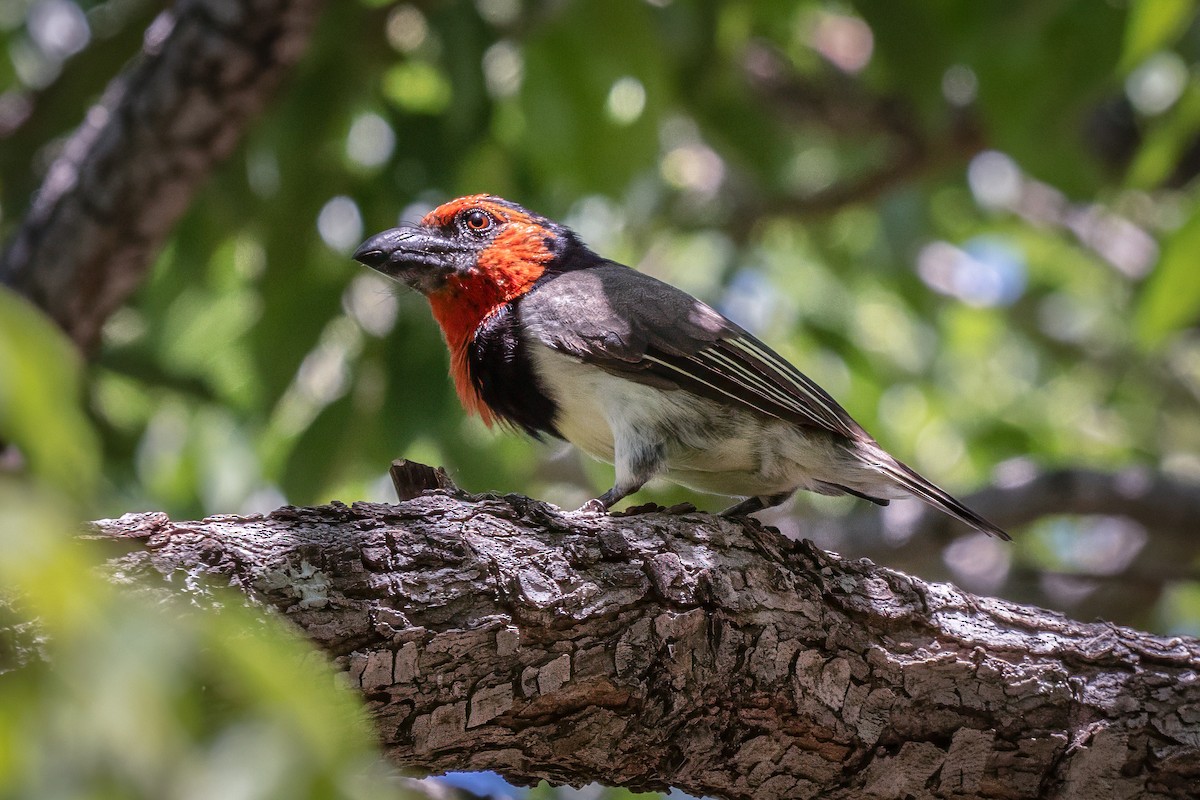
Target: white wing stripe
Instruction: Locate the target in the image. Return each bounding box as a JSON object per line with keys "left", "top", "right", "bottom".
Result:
{"left": 643, "top": 355, "right": 787, "bottom": 421}
{"left": 695, "top": 349, "right": 811, "bottom": 417}
{"left": 724, "top": 337, "right": 852, "bottom": 433}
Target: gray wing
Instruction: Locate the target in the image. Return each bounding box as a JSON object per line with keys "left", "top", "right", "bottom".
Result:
{"left": 519, "top": 264, "right": 868, "bottom": 441}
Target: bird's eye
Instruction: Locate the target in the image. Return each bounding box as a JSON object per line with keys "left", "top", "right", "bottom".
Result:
{"left": 463, "top": 209, "right": 492, "bottom": 232}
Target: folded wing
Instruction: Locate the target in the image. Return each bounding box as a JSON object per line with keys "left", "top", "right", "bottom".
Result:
{"left": 521, "top": 263, "right": 868, "bottom": 442}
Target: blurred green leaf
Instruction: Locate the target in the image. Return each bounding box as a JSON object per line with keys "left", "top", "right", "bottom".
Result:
{"left": 0, "top": 481, "right": 402, "bottom": 799}
{"left": 1136, "top": 204, "right": 1200, "bottom": 347}
{"left": 519, "top": 0, "right": 667, "bottom": 195}
{"left": 0, "top": 287, "right": 100, "bottom": 500}
{"left": 384, "top": 61, "right": 453, "bottom": 115}
{"left": 1127, "top": 82, "right": 1200, "bottom": 187}
{"left": 1120, "top": 0, "right": 1196, "bottom": 73}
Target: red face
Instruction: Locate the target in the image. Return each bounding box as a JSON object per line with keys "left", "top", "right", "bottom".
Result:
{"left": 353, "top": 195, "right": 562, "bottom": 424}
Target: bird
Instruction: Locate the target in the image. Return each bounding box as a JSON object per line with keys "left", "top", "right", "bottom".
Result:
{"left": 353, "top": 194, "right": 1009, "bottom": 540}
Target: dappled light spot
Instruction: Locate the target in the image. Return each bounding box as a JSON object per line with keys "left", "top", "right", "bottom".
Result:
{"left": 136, "top": 402, "right": 190, "bottom": 495}
{"left": 1063, "top": 205, "right": 1157, "bottom": 279}
{"left": 10, "top": 31, "right": 61, "bottom": 88}
{"left": 1126, "top": 51, "right": 1187, "bottom": 116}
{"left": 1037, "top": 291, "right": 1106, "bottom": 344}
{"left": 563, "top": 195, "right": 626, "bottom": 253}
{"left": 297, "top": 318, "right": 361, "bottom": 407}
{"left": 385, "top": 5, "right": 427, "bottom": 53}
{"left": 719, "top": 269, "right": 777, "bottom": 336}
{"left": 100, "top": 306, "right": 147, "bottom": 349}
{"left": 482, "top": 40, "right": 523, "bottom": 98}
{"left": 343, "top": 273, "right": 399, "bottom": 338}
{"left": 968, "top": 151, "right": 1022, "bottom": 210}
{"left": 240, "top": 485, "right": 288, "bottom": 516}
{"left": 876, "top": 384, "right": 929, "bottom": 444}
{"left": 914, "top": 421, "right": 966, "bottom": 479}
{"left": 852, "top": 297, "right": 934, "bottom": 370}
{"left": 661, "top": 143, "right": 725, "bottom": 196}
{"left": 805, "top": 10, "right": 873, "bottom": 74}
{"left": 346, "top": 113, "right": 395, "bottom": 169}
{"left": 27, "top": 0, "right": 89, "bottom": 60}
{"left": 606, "top": 76, "right": 647, "bottom": 126}
{"left": 475, "top": 0, "right": 521, "bottom": 27}
{"left": 787, "top": 146, "right": 837, "bottom": 195}
{"left": 879, "top": 499, "right": 926, "bottom": 547}
{"left": 942, "top": 64, "right": 978, "bottom": 107}
{"left": 943, "top": 532, "right": 1012, "bottom": 593}
{"left": 382, "top": 61, "right": 452, "bottom": 114}
{"left": 967, "top": 152, "right": 1158, "bottom": 278}
{"left": 246, "top": 148, "right": 280, "bottom": 197}
{"left": 1037, "top": 515, "right": 1147, "bottom": 577}
{"left": 916, "top": 238, "right": 1026, "bottom": 307}
{"left": 317, "top": 196, "right": 364, "bottom": 253}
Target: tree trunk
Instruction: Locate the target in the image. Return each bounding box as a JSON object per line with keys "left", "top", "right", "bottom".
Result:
{"left": 94, "top": 469, "right": 1200, "bottom": 800}
{"left": 0, "top": 0, "right": 325, "bottom": 350}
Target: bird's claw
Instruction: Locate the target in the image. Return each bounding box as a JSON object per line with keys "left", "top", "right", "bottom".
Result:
{"left": 574, "top": 498, "right": 608, "bottom": 515}
{"left": 611, "top": 501, "right": 698, "bottom": 517}
{"left": 611, "top": 501, "right": 663, "bottom": 517}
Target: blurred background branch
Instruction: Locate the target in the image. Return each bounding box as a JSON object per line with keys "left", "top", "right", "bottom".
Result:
{"left": 0, "top": 0, "right": 325, "bottom": 350}
{"left": 799, "top": 466, "right": 1200, "bottom": 629}
{"left": 733, "top": 39, "right": 984, "bottom": 219}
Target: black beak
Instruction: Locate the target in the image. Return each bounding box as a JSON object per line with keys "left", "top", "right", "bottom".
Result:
{"left": 350, "top": 231, "right": 396, "bottom": 269}
{"left": 352, "top": 227, "right": 468, "bottom": 294}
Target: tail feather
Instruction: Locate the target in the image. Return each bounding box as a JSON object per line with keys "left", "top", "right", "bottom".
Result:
{"left": 814, "top": 480, "right": 892, "bottom": 507}
{"left": 880, "top": 460, "right": 1011, "bottom": 541}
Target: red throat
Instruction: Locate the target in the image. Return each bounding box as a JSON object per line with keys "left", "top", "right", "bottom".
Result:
{"left": 420, "top": 197, "right": 556, "bottom": 424}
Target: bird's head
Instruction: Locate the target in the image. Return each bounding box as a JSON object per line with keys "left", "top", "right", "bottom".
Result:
{"left": 353, "top": 196, "right": 598, "bottom": 421}
{"left": 353, "top": 195, "right": 590, "bottom": 301}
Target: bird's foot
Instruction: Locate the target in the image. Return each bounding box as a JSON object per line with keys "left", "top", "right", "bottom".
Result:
{"left": 719, "top": 497, "right": 766, "bottom": 517}
{"left": 611, "top": 501, "right": 697, "bottom": 517}
{"left": 574, "top": 498, "right": 609, "bottom": 515}
{"left": 720, "top": 492, "right": 791, "bottom": 518}
{"left": 611, "top": 501, "right": 660, "bottom": 516}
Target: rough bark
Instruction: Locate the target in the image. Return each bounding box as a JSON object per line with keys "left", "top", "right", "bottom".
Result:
{"left": 0, "top": 0, "right": 325, "bottom": 350}
{"left": 95, "top": 476, "right": 1200, "bottom": 800}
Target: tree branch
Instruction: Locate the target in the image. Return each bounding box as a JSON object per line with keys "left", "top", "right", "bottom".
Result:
{"left": 93, "top": 470, "right": 1200, "bottom": 800}
{"left": 825, "top": 465, "right": 1200, "bottom": 553}
{"left": 810, "top": 466, "right": 1200, "bottom": 625}
{"left": 735, "top": 40, "right": 983, "bottom": 219}
{"left": 0, "top": 0, "right": 325, "bottom": 351}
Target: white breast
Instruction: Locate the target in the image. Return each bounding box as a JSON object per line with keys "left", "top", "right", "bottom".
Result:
{"left": 529, "top": 342, "right": 801, "bottom": 492}
{"left": 527, "top": 338, "right": 905, "bottom": 502}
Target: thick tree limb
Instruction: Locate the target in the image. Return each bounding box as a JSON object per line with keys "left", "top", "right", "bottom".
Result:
{"left": 0, "top": 0, "right": 325, "bottom": 350}
{"left": 95, "top": 472, "right": 1200, "bottom": 800}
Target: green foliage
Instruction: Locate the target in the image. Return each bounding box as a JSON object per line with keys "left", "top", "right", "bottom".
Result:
{"left": 4, "top": 5, "right": 1200, "bottom": 795}
{"left": 1136, "top": 201, "right": 1200, "bottom": 347}
{"left": 0, "top": 484, "right": 402, "bottom": 799}
{"left": 0, "top": 288, "right": 100, "bottom": 500}
{"left": 1121, "top": 0, "right": 1197, "bottom": 72}
{"left": 0, "top": 278, "right": 401, "bottom": 798}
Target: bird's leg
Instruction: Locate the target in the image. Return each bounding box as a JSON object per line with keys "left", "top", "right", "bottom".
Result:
{"left": 575, "top": 433, "right": 664, "bottom": 515}
{"left": 576, "top": 486, "right": 635, "bottom": 514}
{"left": 720, "top": 491, "right": 792, "bottom": 517}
